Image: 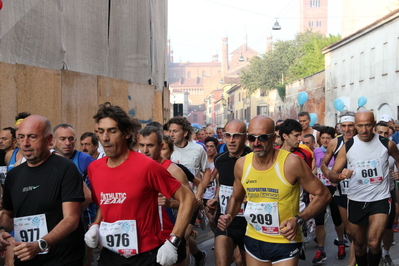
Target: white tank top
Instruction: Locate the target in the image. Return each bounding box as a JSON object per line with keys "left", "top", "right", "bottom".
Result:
{"left": 346, "top": 134, "right": 390, "bottom": 202}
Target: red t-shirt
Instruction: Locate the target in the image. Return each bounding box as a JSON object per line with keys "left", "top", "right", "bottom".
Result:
{"left": 274, "top": 146, "right": 313, "bottom": 169}
{"left": 88, "top": 151, "right": 181, "bottom": 253}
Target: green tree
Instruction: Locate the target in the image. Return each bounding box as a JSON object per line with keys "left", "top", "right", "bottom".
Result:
{"left": 240, "top": 31, "right": 341, "bottom": 96}
{"left": 290, "top": 34, "right": 341, "bottom": 78}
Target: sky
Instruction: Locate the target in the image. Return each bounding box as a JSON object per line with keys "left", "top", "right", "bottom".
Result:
{"left": 168, "top": 0, "right": 342, "bottom": 63}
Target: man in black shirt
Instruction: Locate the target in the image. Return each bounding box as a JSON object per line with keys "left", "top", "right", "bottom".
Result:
{"left": 207, "top": 120, "right": 251, "bottom": 266}
{"left": 0, "top": 115, "right": 85, "bottom": 266}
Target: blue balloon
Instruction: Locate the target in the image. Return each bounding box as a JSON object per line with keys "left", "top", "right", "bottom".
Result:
{"left": 334, "top": 99, "right": 345, "bottom": 112}
{"left": 298, "top": 91, "right": 309, "bottom": 106}
{"left": 358, "top": 96, "right": 367, "bottom": 108}
{"left": 309, "top": 113, "right": 317, "bottom": 127}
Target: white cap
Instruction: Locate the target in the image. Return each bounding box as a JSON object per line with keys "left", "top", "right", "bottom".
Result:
{"left": 380, "top": 114, "right": 392, "bottom": 123}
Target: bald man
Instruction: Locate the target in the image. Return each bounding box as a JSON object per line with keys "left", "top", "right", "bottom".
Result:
{"left": 218, "top": 115, "right": 330, "bottom": 266}
{"left": 329, "top": 110, "right": 399, "bottom": 266}
{"left": 0, "top": 115, "right": 85, "bottom": 265}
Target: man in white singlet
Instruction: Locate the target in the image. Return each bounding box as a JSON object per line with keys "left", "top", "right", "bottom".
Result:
{"left": 329, "top": 111, "right": 399, "bottom": 266}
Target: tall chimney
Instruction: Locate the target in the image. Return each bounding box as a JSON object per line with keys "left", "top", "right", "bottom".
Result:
{"left": 221, "top": 37, "right": 229, "bottom": 78}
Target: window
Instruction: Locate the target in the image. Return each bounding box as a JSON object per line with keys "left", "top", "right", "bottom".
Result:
{"left": 308, "top": 21, "right": 314, "bottom": 27}
{"left": 396, "top": 38, "right": 399, "bottom": 71}
{"left": 193, "top": 114, "right": 197, "bottom": 122}
{"left": 202, "top": 71, "right": 206, "bottom": 77}
{"left": 382, "top": 42, "right": 388, "bottom": 75}
{"left": 187, "top": 71, "right": 191, "bottom": 78}
{"left": 341, "top": 60, "right": 346, "bottom": 87}
{"left": 359, "top": 52, "right": 364, "bottom": 81}
{"left": 310, "top": 0, "right": 320, "bottom": 7}
{"left": 350, "top": 56, "right": 354, "bottom": 84}
{"left": 316, "top": 21, "right": 322, "bottom": 27}
{"left": 257, "top": 106, "right": 268, "bottom": 115}
{"left": 370, "top": 47, "right": 375, "bottom": 79}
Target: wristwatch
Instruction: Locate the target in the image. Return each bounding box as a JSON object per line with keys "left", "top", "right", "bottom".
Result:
{"left": 167, "top": 234, "right": 181, "bottom": 247}
{"left": 37, "top": 239, "right": 48, "bottom": 252}
{"left": 294, "top": 215, "right": 304, "bottom": 226}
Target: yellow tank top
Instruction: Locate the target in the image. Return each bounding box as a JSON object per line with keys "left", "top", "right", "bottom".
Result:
{"left": 241, "top": 149, "right": 302, "bottom": 243}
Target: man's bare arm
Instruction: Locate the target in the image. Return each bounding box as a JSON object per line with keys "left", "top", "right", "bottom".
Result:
{"left": 320, "top": 138, "right": 337, "bottom": 177}
{"left": 328, "top": 146, "right": 350, "bottom": 183}
{"left": 0, "top": 209, "right": 14, "bottom": 249}
{"left": 218, "top": 157, "right": 246, "bottom": 231}
{"left": 170, "top": 185, "right": 196, "bottom": 238}
{"left": 293, "top": 156, "right": 331, "bottom": 221}
{"left": 280, "top": 155, "right": 331, "bottom": 241}
{"left": 13, "top": 201, "right": 82, "bottom": 261}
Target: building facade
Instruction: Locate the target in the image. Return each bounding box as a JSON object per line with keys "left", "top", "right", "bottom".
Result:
{"left": 300, "top": 0, "right": 328, "bottom": 35}
{"left": 168, "top": 37, "right": 259, "bottom": 108}
{"left": 323, "top": 9, "right": 399, "bottom": 126}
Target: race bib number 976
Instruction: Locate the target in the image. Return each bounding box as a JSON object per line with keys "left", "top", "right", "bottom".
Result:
{"left": 99, "top": 220, "right": 138, "bottom": 258}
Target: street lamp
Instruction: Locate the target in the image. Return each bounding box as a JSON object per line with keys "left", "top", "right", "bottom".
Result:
{"left": 272, "top": 19, "right": 281, "bottom": 30}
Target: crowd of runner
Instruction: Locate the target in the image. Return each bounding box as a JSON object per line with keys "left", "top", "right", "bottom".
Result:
{"left": 0, "top": 104, "right": 397, "bottom": 266}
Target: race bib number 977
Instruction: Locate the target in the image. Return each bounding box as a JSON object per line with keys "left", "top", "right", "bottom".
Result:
{"left": 14, "top": 214, "right": 49, "bottom": 254}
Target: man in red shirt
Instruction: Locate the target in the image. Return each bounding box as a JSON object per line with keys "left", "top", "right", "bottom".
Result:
{"left": 85, "top": 103, "right": 195, "bottom": 266}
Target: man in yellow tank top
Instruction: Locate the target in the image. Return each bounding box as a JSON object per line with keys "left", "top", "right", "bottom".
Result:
{"left": 218, "top": 115, "right": 331, "bottom": 265}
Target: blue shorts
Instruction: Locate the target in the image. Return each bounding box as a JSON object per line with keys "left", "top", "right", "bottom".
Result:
{"left": 244, "top": 236, "right": 302, "bottom": 263}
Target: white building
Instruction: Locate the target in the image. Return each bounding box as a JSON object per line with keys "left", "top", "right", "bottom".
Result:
{"left": 322, "top": 9, "right": 399, "bottom": 126}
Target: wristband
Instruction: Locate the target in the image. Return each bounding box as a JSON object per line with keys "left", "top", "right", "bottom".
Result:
{"left": 0, "top": 226, "right": 6, "bottom": 232}
{"left": 89, "top": 223, "right": 99, "bottom": 228}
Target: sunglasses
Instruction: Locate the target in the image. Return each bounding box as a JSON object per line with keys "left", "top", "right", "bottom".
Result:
{"left": 224, "top": 132, "right": 246, "bottom": 139}
{"left": 247, "top": 133, "right": 275, "bottom": 142}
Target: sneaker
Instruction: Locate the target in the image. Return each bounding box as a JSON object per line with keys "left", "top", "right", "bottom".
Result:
{"left": 195, "top": 251, "right": 207, "bottom": 266}
{"left": 312, "top": 250, "right": 327, "bottom": 263}
{"left": 190, "top": 230, "right": 198, "bottom": 239}
{"left": 199, "top": 210, "right": 208, "bottom": 230}
{"left": 393, "top": 221, "right": 399, "bottom": 232}
{"left": 334, "top": 237, "right": 350, "bottom": 247}
{"left": 337, "top": 245, "right": 346, "bottom": 259}
{"left": 383, "top": 255, "right": 394, "bottom": 266}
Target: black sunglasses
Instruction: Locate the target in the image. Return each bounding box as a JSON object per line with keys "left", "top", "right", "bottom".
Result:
{"left": 247, "top": 133, "right": 275, "bottom": 142}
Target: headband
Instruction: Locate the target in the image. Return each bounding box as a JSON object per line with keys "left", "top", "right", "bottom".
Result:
{"left": 340, "top": 116, "right": 355, "bottom": 123}
{"left": 15, "top": 118, "right": 24, "bottom": 126}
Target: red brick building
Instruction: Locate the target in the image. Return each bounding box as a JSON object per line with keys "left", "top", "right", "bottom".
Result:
{"left": 168, "top": 36, "right": 258, "bottom": 106}
{"left": 300, "top": 0, "right": 328, "bottom": 35}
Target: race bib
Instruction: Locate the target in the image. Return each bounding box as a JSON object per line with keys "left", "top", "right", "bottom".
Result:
{"left": 316, "top": 168, "right": 331, "bottom": 186}
{"left": 99, "top": 220, "right": 138, "bottom": 258}
{"left": 244, "top": 201, "right": 280, "bottom": 235}
{"left": 339, "top": 180, "right": 349, "bottom": 195}
{"left": 219, "top": 185, "right": 245, "bottom": 216}
{"left": 14, "top": 214, "right": 49, "bottom": 254}
{"left": 206, "top": 180, "right": 216, "bottom": 194}
{"left": 0, "top": 166, "right": 6, "bottom": 185}
{"left": 356, "top": 159, "right": 383, "bottom": 185}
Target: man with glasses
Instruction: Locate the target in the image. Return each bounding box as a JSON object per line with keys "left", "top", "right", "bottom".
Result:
{"left": 206, "top": 120, "right": 251, "bottom": 266}
{"left": 329, "top": 111, "right": 399, "bottom": 266}
{"left": 218, "top": 115, "right": 330, "bottom": 266}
